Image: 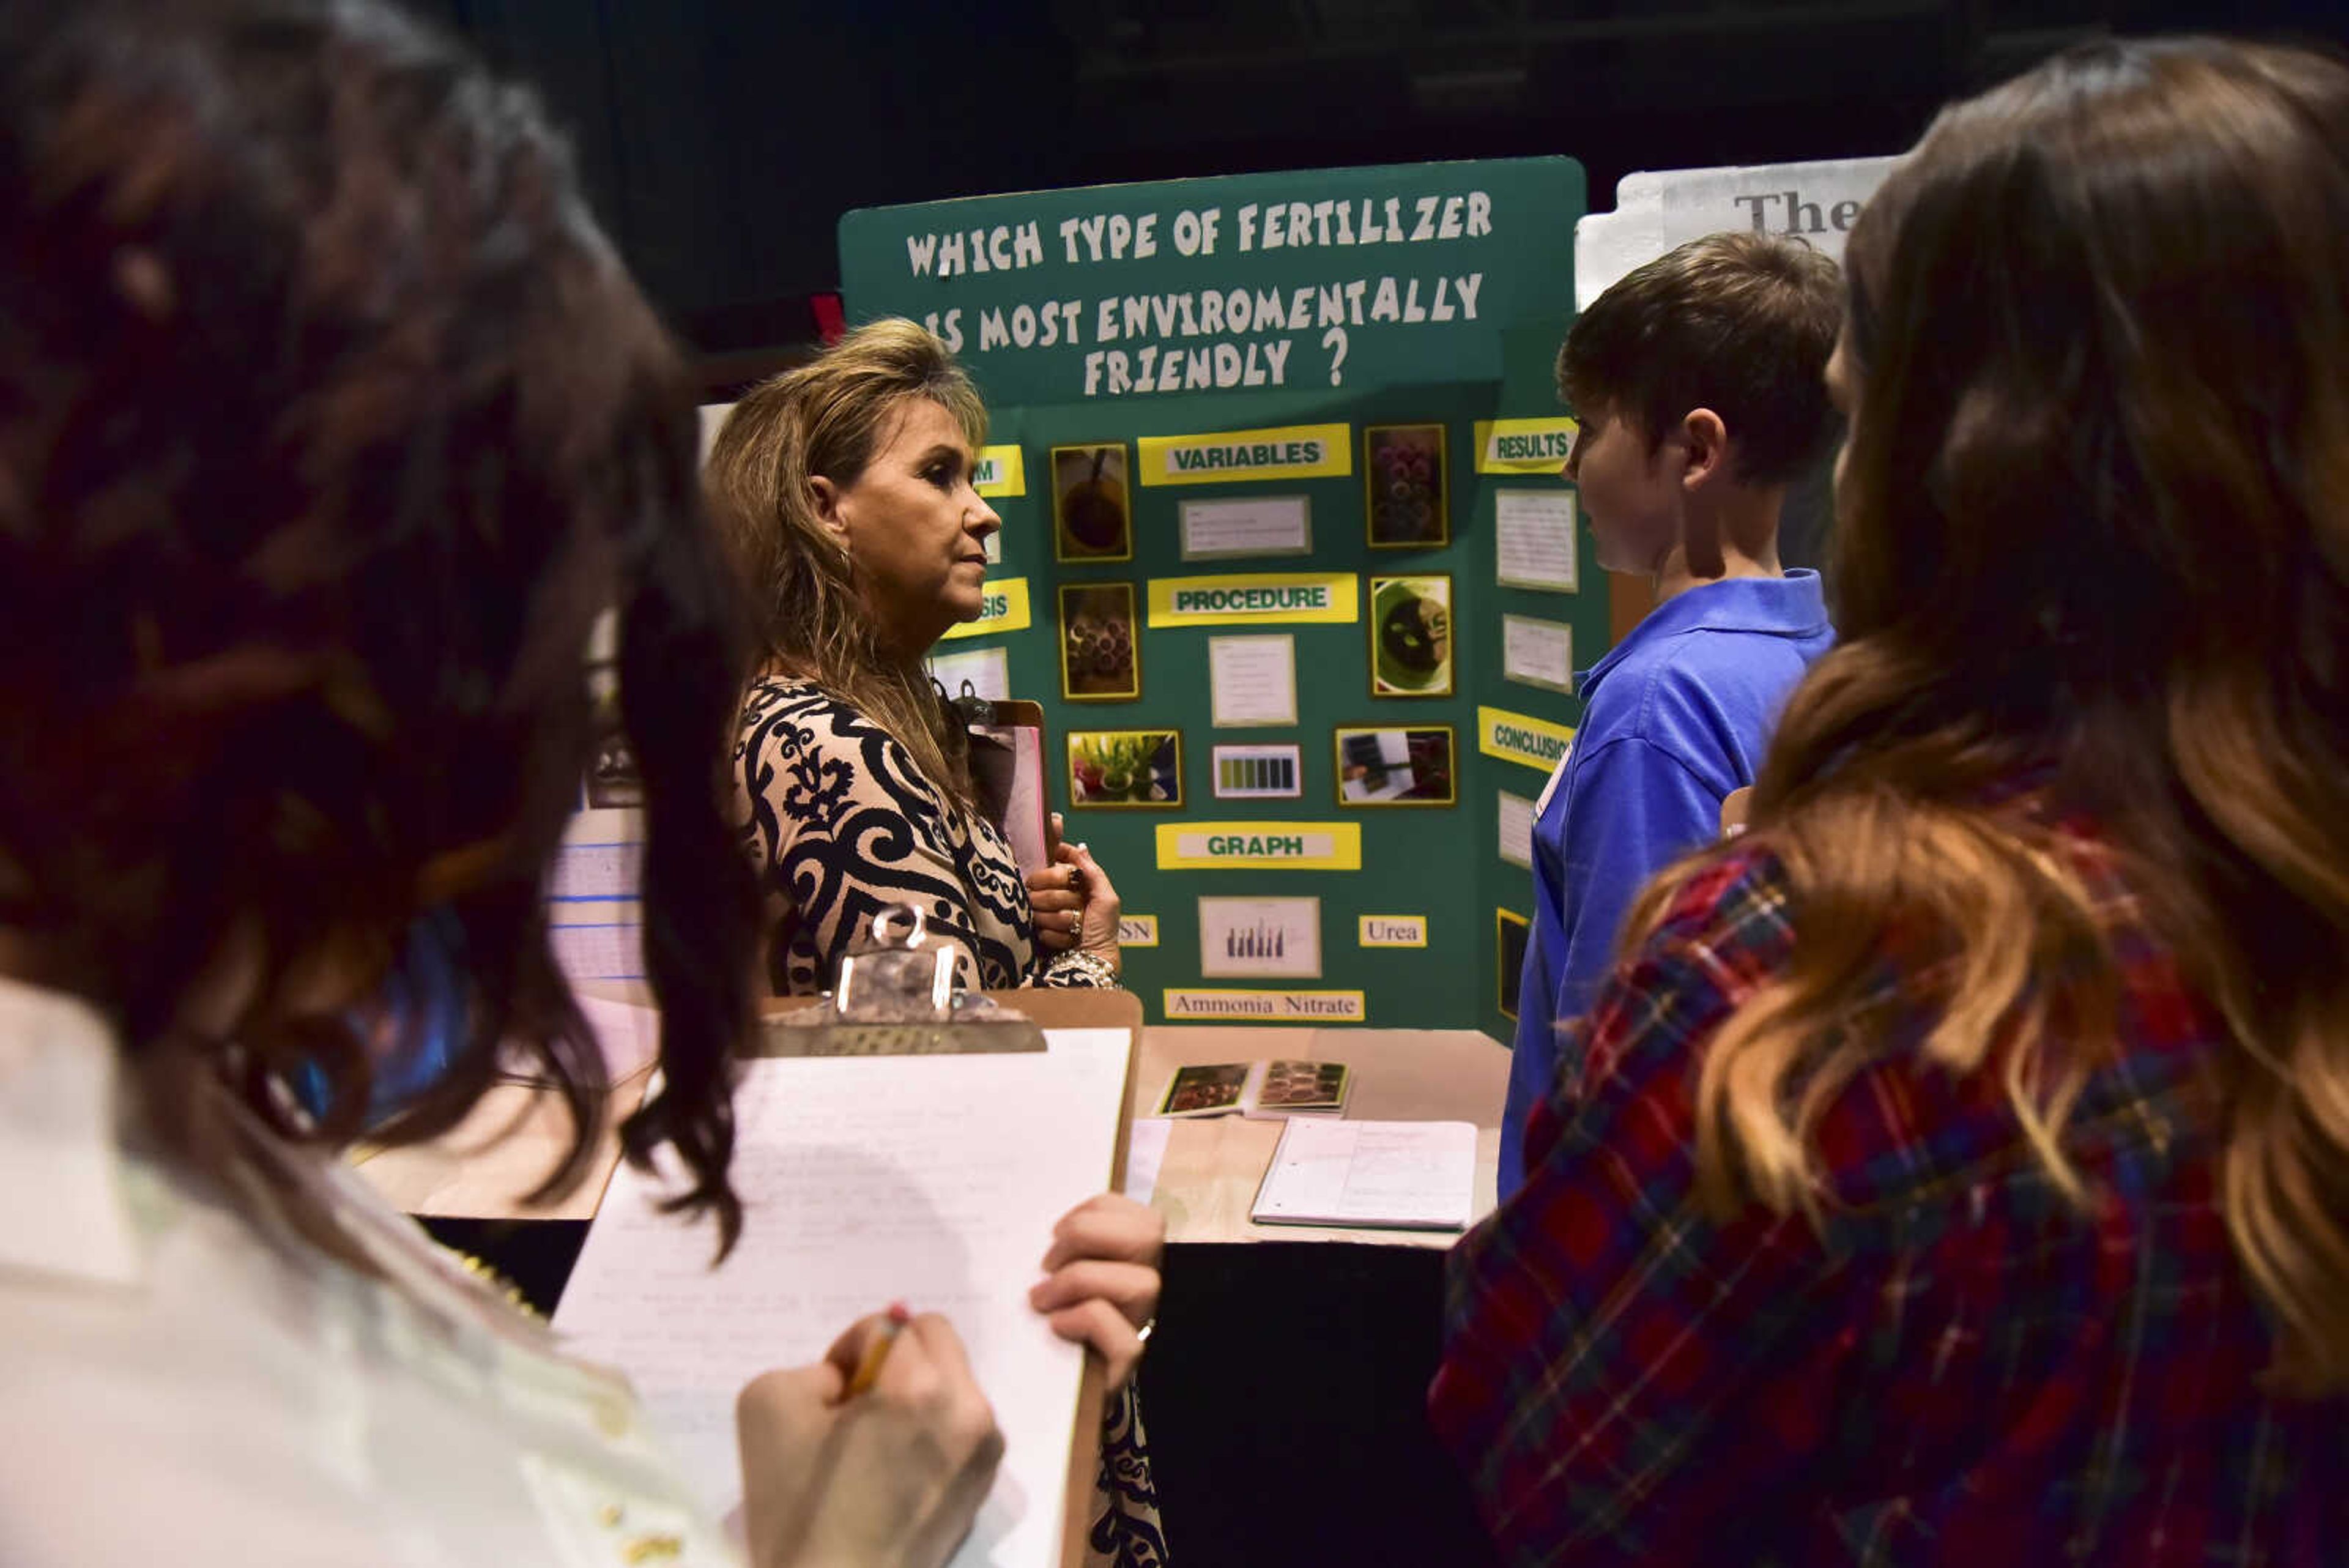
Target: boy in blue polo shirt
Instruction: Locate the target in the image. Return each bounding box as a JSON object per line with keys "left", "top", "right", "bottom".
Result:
{"left": 1500, "top": 231, "right": 1841, "bottom": 1195}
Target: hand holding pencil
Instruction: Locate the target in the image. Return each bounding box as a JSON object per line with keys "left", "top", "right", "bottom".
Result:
{"left": 736, "top": 1307, "right": 1003, "bottom": 1568}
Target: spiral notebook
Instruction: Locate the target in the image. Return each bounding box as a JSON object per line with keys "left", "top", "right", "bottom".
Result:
{"left": 1250, "top": 1117, "right": 1478, "bottom": 1232}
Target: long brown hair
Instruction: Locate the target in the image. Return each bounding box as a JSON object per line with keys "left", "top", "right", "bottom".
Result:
{"left": 1631, "top": 37, "right": 2349, "bottom": 1391}
{"left": 0, "top": 1, "right": 759, "bottom": 1247}
{"left": 705, "top": 318, "right": 989, "bottom": 804}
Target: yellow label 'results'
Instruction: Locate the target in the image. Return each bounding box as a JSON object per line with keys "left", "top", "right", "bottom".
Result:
{"left": 1474, "top": 417, "right": 1580, "bottom": 474}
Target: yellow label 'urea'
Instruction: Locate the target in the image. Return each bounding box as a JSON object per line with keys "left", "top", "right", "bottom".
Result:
{"left": 1358, "top": 915, "right": 1427, "bottom": 948}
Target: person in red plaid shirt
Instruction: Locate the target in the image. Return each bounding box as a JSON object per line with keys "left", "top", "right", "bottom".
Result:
{"left": 1433, "top": 36, "right": 2349, "bottom": 1566}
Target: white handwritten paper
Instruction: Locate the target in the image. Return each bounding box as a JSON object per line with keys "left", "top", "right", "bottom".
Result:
{"left": 1121, "top": 1117, "right": 1173, "bottom": 1206}
{"left": 1250, "top": 1118, "right": 1477, "bottom": 1231}
{"left": 1495, "top": 489, "right": 1579, "bottom": 591}
{"left": 551, "top": 808, "right": 645, "bottom": 982}
{"left": 1501, "top": 614, "right": 1575, "bottom": 693}
{"left": 1497, "top": 790, "right": 1537, "bottom": 870}
{"left": 1208, "top": 635, "right": 1299, "bottom": 727}
{"left": 552, "top": 1028, "right": 1134, "bottom": 1566}
{"left": 1179, "top": 494, "right": 1312, "bottom": 560}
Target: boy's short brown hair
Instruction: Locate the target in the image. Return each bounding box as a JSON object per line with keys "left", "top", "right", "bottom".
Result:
{"left": 1557, "top": 231, "right": 1842, "bottom": 485}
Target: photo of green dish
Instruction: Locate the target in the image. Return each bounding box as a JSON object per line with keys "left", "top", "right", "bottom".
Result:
{"left": 1370, "top": 574, "right": 1453, "bottom": 696}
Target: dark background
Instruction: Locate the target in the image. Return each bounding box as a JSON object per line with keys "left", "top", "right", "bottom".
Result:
{"left": 406, "top": 0, "right": 2346, "bottom": 384}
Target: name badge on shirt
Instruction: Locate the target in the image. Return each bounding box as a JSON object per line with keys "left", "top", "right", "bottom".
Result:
{"left": 1532, "top": 747, "right": 1573, "bottom": 817}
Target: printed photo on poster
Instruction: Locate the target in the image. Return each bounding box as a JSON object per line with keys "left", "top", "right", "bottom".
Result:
{"left": 1370, "top": 574, "right": 1453, "bottom": 697}
{"left": 1052, "top": 443, "right": 1133, "bottom": 562}
{"left": 1059, "top": 582, "right": 1141, "bottom": 700}
{"left": 1497, "top": 908, "right": 1531, "bottom": 1020}
{"left": 1158, "top": 1062, "right": 1250, "bottom": 1117}
{"left": 1198, "top": 896, "right": 1323, "bottom": 979}
{"left": 1333, "top": 724, "right": 1457, "bottom": 806}
{"left": 1068, "top": 729, "right": 1181, "bottom": 808}
{"left": 1364, "top": 424, "right": 1449, "bottom": 548}
{"left": 1211, "top": 743, "right": 1304, "bottom": 800}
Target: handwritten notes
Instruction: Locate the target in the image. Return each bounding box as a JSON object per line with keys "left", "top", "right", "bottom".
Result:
{"left": 1250, "top": 1118, "right": 1477, "bottom": 1231}
{"left": 1208, "top": 634, "right": 1300, "bottom": 727}
{"left": 1501, "top": 614, "right": 1574, "bottom": 693}
{"left": 1179, "top": 494, "right": 1313, "bottom": 559}
{"left": 550, "top": 808, "right": 644, "bottom": 983}
{"left": 1494, "top": 489, "right": 1578, "bottom": 592}
{"left": 552, "top": 1028, "right": 1133, "bottom": 1566}
{"left": 1497, "top": 790, "right": 1537, "bottom": 870}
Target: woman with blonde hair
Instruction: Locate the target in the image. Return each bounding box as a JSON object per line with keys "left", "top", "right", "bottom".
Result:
{"left": 707, "top": 321, "right": 1166, "bottom": 1566}
{"left": 1433, "top": 36, "right": 2347, "bottom": 1564}
{"left": 710, "top": 319, "right": 1123, "bottom": 994}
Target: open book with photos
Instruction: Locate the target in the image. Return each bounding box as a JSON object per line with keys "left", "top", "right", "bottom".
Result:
{"left": 1155, "top": 1058, "right": 1351, "bottom": 1119}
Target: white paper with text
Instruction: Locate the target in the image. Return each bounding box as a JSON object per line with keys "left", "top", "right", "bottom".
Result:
{"left": 552, "top": 1028, "right": 1133, "bottom": 1566}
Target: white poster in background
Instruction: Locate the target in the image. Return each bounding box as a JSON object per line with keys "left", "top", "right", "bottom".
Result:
{"left": 926, "top": 644, "right": 1012, "bottom": 703}
{"left": 1198, "top": 896, "right": 1323, "bottom": 979}
{"left": 1180, "top": 494, "right": 1313, "bottom": 560}
{"left": 1497, "top": 790, "right": 1537, "bottom": 870}
{"left": 1501, "top": 614, "right": 1575, "bottom": 693}
{"left": 1208, "top": 634, "right": 1299, "bottom": 727}
{"left": 1495, "top": 490, "right": 1579, "bottom": 591}
{"left": 1575, "top": 155, "right": 1900, "bottom": 310}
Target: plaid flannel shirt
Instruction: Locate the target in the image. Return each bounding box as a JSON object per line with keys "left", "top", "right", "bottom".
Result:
{"left": 1432, "top": 835, "right": 2342, "bottom": 1565}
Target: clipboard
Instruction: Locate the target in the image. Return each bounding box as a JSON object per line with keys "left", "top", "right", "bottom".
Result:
{"left": 960, "top": 695, "right": 1053, "bottom": 876}
{"left": 757, "top": 981, "right": 1146, "bottom": 1568}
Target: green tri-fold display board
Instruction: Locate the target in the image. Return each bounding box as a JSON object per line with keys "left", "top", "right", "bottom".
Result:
{"left": 839, "top": 157, "right": 1594, "bottom": 1034}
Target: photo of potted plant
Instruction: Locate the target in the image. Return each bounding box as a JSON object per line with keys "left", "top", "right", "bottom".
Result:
{"left": 1067, "top": 730, "right": 1182, "bottom": 808}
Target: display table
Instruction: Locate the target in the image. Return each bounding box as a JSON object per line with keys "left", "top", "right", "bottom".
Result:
{"left": 354, "top": 997, "right": 1507, "bottom": 1568}
{"left": 354, "top": 1001, "right": 1511, "bottom": 1243}
{"left": 1134, "top": 1025, "right": 1507, "bottom": 1245}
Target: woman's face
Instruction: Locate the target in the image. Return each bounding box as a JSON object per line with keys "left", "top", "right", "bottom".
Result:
{"left": 817, "top": 396, "right": 1000, "bottom": 655}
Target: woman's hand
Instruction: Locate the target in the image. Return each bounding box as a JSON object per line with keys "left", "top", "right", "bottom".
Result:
{"left": 1025, "top": 860, "right": 1083, "bottom": 955}
{"left": 737, "top": 1312, "right": 1004, "bottom": 1568}
{"left": 1028, "top": 1193, "right": 1164, "bottom": 1391}
{"left": 1061, "top": 841, "right": 1121, "bottom": 973}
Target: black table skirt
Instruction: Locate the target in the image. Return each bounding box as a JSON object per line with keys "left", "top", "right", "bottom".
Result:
{"left": 421, "top": 1219, "right": 1498, "bottom": 1568}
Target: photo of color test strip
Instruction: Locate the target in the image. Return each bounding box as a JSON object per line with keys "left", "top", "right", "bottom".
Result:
{"left": 1211, "top": 743, "right": 1303, "bottom": 799}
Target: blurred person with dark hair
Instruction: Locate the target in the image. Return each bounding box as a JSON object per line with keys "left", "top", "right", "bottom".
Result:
{"left": 1499, "top": 231, "right": 1842, "bottom": 1195}
{"left": 1438, "top": 37, "right": 2349, "bottom": 1564}
{"left": 0, "top": 4, "right": 1131, "bottom": 1564}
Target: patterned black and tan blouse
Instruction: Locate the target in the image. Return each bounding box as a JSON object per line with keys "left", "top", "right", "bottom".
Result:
{"left": 733, "top": 674, "right": 1167, "bottom": 1568}
{"left": 736, "top": 675, "right": 1109, "bottom": 993}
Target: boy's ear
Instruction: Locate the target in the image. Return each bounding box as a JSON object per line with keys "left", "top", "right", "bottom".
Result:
{"left": 1679, "top": 408, "right": 1729, "bottom": 491}
{"left": 809, "top": 474, "right": 852, "bottom": 545}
